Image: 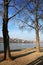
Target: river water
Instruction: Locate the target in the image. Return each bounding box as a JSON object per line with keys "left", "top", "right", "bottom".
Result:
{"left": 0, "top": 43, "right": 43, "bottom": 51}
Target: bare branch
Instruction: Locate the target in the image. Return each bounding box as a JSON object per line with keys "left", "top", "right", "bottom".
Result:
{"left": 8, "top": 1, "right": 31, "bottom": 20}
{"left": 4, "top": 0, "right": 11, "bottom": 5}
{"left": 9, "top": 5, "right": 19, "bottom": 10}
{"left": 17, "top": 19, "right": 35, "bottom": 29}
{"left": 39, "top": 23, "right": 43, "bottom": 30}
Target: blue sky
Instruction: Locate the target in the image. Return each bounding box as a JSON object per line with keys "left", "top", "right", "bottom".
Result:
{"left": 0, "top": 21, "right": 43, "bottom": 41}
{"left": 0, "top": 0, "right": 43, "bottom": 41}
{"left": 0, "top": 18, "right": 43, "bottom": 41}
{"left": 8, "top": 21, "right": 43, "bottom": 41}
{"left": 0, "top": 16, "right": 36, "bottom": 41}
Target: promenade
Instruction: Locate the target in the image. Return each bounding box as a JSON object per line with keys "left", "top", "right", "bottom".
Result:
{"left": 0, "top": 48, "right": 43, "bottom": 65}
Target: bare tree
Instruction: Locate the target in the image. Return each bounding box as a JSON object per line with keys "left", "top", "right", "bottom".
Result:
{"left": 15, "top": 0, "right": 43, "bottom": 52}
{"left": 0, "top": 0, "right": 32, "bottom": 60}
{"left": 0, "top": 0, "right": 43, "bottom": 61}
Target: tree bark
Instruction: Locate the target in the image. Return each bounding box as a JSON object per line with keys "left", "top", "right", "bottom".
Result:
{"left": 2, "top": 0, "right": 11, "bottom": 60}
{"left": 36, "top": 19, "right": 40, "bottom": 52}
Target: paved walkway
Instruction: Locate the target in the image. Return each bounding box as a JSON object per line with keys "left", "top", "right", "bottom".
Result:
{"left": 0, "top": 48, "right": 43, "bottom": 65}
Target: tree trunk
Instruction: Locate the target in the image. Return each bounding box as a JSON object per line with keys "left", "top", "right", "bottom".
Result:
{"left": 3, "top": 20, "right": 11, "bottom": 60}
{"left": 2, "top": 0, "right": 11, "bottom": 60}
{"left": 36, "top": 19, "right": 40, "bottom": 52}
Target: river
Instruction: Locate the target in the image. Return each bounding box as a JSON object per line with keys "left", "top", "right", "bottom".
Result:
{"left": 0, "top": 43, "right": 43, "bottom": 51}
